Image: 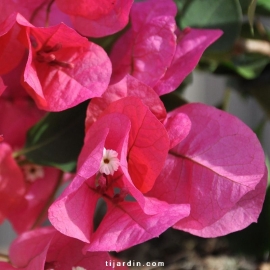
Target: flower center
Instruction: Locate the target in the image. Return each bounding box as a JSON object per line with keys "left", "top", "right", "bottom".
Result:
{"left": 99, "top": 148, "right": 120, "bottom": 176}
{"left": 30, "top": 35, "right": 74, "bottom": 69}
{"left": 22, "top": 164, "right": 44, "bottom": 182}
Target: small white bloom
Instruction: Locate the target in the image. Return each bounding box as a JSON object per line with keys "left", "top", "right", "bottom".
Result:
{"left": 72, "top": 267, "right": 86, "bottom": 270}
{"left": 22, "top": 164, "right": 44, "bottom": 182}
{"left": 99, "top": 148, "right": 120, "bottom": 176}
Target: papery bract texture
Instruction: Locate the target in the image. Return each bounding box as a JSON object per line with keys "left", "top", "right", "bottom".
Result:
{"left": 24, "top": 22, "right": 112, "bottom": 111}
{"left": 86, "top": 74, "right": 167, "bottom": 132}
{"left": 153, "top": 28, "right": 223, "bottom": 95}
{"left": 0, "top": 0, "right": 46, "bottom": 24}
{"left": 0, "top": 13, "right": 112, "bottom": 111}
{"left": 7, "top": 166, "right": 61, "bottom": 233}
{"left": 8, "top": 227, "right": 125, "bottom": 270}
{"left": 0, "top": 143, "right": 25, "bottom": 223}
{"left": 147, "top": 103, "right": 267, "bottom": 237}
{"left": 0, "top": 94, "right": 44, "bottom": 149}
{"left": 0, "top": 13, "right": 28, "bottom": 75}
{"left": 55, "top": 0, "right": 133, "bottom": 37}
{"left": 110, "top": 0, "right": 222, "bottom": 95}
{"left": 49, "top": 97, "right": 190, "bottom": 251}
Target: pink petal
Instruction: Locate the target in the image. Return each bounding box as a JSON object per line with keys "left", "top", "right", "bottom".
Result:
{"left": 9, "top": 227, "right": 54, "bottom": 267}
{"left": 130, "top": 0, "right": 177, "bottom": 32}
{"left": 86, "top": 74, "right": 166, "bottom": 129}
{"left": 48, "top": 231, "right": 122, "bottom": 269}
{"left": 8, "top": 167, "right": 61, "bottom": 233}
{"left": 0, "top": 262, "right": 17, "bottom": 270}
{"left": 174, "top": 167, "right": 267, "bottom": 237}
{"left": 148, "top": 103, "right": 267, "bottom": 237}
{"left": 110, "top": 16, "right": 177, "bottom": 86}
{"left": 56, "top": 0, "right": 133, "bottom": 37}
{"left": 0, "top": 13, "right": 26, "bottom": 75}
{"left": 0, "top": 0, "right": 47, "bottom": 24}
{"left": 84, "top": 200, "right": 190, "bottom": 252}
{"left": 31, "top": 1, "right": 72, "bottom": 27}
{"left": 0, "top": 95, "right": 44, "bottom": 149}
{"left": 102, "top": 97, "right": 170, "bottom": 193}
{"left": 9, "top": 227, "right": 127, "bottom": 269}
{"left": 153, "top": 28, "right": 223, "bottom": 95}
{"left": 23, "top": 23, "right": 111, "bottom": 111}
{"left": 164, "top": 110, "right": 191, "bottom": 149}
{"left": 49, "top": 113, "right": 131, "bottom": 242}
{"left": 49, "top": 181, "right": 100, "bottom": 243}
{"left": 0, "top": 143, "right": 25, "bottom": 220}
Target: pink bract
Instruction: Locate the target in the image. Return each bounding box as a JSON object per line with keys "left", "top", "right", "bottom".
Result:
{"left": 55, "top": 0, "right": 133, "bottom": 37}
{"left": 0, "top": 13, "right": 112, "bottom": 111}
{"left": 86, "top": 74, "right": 167, "bottom": 131}
{"left": 110, "top": 0, "right": 222, "bottom": 94}
{"left": 7, "top": 166, "right": 61, "bottom": 233}
{"left": 49, "top": 97, "right": 190, "bottom": 251}
{"left": 0, "top": 143, "right": 25, "bottom": 223}
{"left": 8, "top": 227, "right": 127, "bottom": 269}
{"left": 0, "top": 94, "right": 44, "bottom": 149}
{"left": 0, "top": 0, "right": 46, "bottom": 24}
{"left": 147, "top": 103, "right": 267, "bottom": 237}
{"left": 98, "top": 97, "right": 169, "bottom": 193}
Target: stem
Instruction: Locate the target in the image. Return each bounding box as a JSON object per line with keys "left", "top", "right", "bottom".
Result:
{"left": 31, "top": 171, "right": 64, "bottom": 230}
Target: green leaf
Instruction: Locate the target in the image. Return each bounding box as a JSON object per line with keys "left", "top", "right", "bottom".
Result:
{"left": 257, "top": 0, "right": 270, "bottom": 11}
{"left": 22, "top": 101, "right": 88, "bottom": 172}
{"left": 248, "top": 0, "right": 257, "bottom": 34}
{"left": 175, "top": 0, "right": 242, "bottom": 52}
{"left": 225, "top": 54, "right": 269, "bottom": 79}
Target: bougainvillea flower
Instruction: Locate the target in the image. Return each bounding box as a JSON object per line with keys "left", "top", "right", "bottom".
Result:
{"left": 0, "top": 143, "right": 25, "bottom": 223}
{"left": 147, "top": 103, "right": 267, "bottom": 237}
{"left": 7, "top": 165, "right": 61, "bottom": 233}
{"left": 0, "top": 84, "right": 60, "bottom": 231}
{"left": 110, "top": 0, "right": 222, "bottom": 95}
{"left": 49, "top": 97, "right": 190, "bottom": 251}
{"left": 85, "top": 74, "right": 167, "bottom": 130}
{"left": 0, "top": 13, "right": 30, "bottom": 75}
{"left": 0, "top": 0, "right": 46, "bottom": 24}
{"left": 0, "top": 0, "right": 133, "bottom": 38}
{"left": 55, "top": 0, "right": 133, "bottom": 37}
{"left": 0, "top": 13, "right": 112, "bottom": 111}
{"left": 5, "top": 227, "right": 127, "bottom": 269}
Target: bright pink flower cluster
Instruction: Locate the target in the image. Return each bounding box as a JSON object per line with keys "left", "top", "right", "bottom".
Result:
{"left": 0, "top": 0, "right": 267, "bottom": 268}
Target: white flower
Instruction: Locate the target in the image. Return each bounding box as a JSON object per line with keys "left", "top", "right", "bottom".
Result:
{"left": 99, "top": 148, "right": 120, "bottom": 176}
{"left": 22, "top": 164, "right": 44, "bottom": 182}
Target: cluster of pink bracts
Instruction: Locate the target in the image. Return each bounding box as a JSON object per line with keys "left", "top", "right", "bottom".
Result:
{"left": 0, "top": 0, "right": 268, "bottom": 269}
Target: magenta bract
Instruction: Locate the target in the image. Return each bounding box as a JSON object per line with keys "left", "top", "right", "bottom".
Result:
{"left": 0, "top": 13, "right": 112, "bottom": 111}
{"left": 55, "top": 0, "right": 133, "bottom": 37}
{"left": 147, "top": 103, "right": 267, "bottom": 237}
{"left": 8, "top": 227, "right": 127, "bottom": 269}
{"left": 110, "top": 0, "right": 222, "bottom": 95}
{"left": 49, "top": 97, "right": 190, "bottom": 251}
